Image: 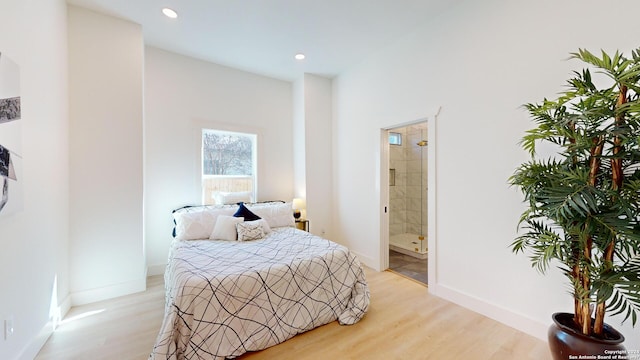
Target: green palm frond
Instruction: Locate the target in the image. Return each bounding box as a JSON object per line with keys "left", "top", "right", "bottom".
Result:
{"left": 511, "top": 218, "right": 565, "bottom": 273}
{"left": 594, "top": 257, "right": 640, "bottom": 326}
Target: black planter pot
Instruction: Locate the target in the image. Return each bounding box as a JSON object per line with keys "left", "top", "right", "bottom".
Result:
{"left": 548, "top": 312, "right": 626, "bottom": 360}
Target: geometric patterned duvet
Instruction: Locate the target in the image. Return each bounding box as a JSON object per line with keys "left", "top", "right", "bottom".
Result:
{"left": 149, "top": 227, "right": 370, "bottom": 360}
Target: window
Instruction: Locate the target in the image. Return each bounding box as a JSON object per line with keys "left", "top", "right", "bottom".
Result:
{"left": 202, "top": 129, "right": 257, "bottom": 205}
{"left": 389, "top": 132, "right": 402, "bottom": 145}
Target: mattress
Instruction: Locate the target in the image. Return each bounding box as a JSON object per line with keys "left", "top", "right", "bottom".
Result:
{"left": 150, "top": 227, "right": 370, "bottom": 359}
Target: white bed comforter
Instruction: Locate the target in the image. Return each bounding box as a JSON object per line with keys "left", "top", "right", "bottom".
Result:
{"left": 150, "top": 227, "right": 370, "bottom": 360}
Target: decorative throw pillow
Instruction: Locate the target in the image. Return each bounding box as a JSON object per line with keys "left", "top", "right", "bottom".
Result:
{"left": 234, "top": 202, "right": 261, "bottom": 221}
{"left": 247, "top": 219, "right": 271, "bottom": 234}
{"left": 236, "top": 221, "right": 265, "bottom": 241}
{"left": 210, "top": 215, "right": 244, "bottom": 241}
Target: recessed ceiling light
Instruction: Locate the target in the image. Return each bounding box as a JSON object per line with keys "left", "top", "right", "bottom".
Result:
{"left": 294, "top": 53, "right": 306, "bottom": 60}
{"left": 162, "top": 8, "right": 178, "bottom": 19}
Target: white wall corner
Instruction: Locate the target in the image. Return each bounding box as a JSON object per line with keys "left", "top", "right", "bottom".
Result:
{"left": 353, "top": 250, "right": 379, "bottom": 272}
{"left": 58, "top": 295, "right": 72, "bottom": 326}
{"left": 147, "top": 263, "right": 166, "bottom": 276}
{"left": 70, "top": 278, "right": 146, "bottom": 306}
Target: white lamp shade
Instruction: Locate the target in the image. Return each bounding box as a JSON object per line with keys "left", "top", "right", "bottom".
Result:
{"left": 292, "top": 198, "right": 305, "bottom": 210}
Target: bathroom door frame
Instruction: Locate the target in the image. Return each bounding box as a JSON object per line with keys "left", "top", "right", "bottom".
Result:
{"left": 379, "top": 108, "right": 439, "bottom": 288}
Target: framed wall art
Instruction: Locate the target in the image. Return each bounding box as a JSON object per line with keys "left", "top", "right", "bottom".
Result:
{"left": 0, "top": 52, "right": 23, "bottom": 216}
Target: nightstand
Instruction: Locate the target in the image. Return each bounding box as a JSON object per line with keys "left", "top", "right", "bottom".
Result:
{"left": 295, "top": 219, "right": 309, "bottom": 232}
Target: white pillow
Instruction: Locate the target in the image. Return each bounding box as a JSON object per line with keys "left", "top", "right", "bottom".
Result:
{"left": 210, "top": 215, "right": 244, "bottom": 241}
{"left": 213, "top": 191, "right": 253, "bottom": 205}
{"left": 173, "top": 205, "right": 237, "bottom": 240}
{"left": 246, "top": 202, "right": 295, "bottom": 228}
{"left": 236, "top": 221, "right": 265, "bottom": 241}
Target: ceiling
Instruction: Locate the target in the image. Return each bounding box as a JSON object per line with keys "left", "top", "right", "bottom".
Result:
{"left": 66, "top": 0, "right": 459, "bottom": 81}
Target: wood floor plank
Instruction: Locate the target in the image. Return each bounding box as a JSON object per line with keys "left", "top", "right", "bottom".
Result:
{"left": 35, "top": 268, "right": 550, "bottom": 360}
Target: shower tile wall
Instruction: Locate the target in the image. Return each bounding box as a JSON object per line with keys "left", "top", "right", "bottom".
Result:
{"left": 389, "top": 124, "right": 427, "bottom": 236}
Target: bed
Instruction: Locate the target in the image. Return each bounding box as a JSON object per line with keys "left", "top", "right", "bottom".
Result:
{"left": 149, "top": 202, "right": 370, "bottom": 360}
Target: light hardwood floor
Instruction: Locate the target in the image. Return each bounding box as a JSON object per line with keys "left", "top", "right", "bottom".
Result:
{"left": 35, "top": 268, "right": 551, "bottom": 360}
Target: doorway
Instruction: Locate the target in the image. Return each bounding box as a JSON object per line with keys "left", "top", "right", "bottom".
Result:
{"left": 386, "top": 122, "right": 428, "bottom": 284}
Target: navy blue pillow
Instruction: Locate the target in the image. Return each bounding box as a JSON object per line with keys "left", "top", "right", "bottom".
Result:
{"left": 234, "top": 202, "right": 261, "bottom": 221}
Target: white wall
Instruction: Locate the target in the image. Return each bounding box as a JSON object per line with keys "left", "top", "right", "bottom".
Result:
{"left": 68, "top": 6, "right": 145, "bottom": 304}
{"left": 292, "top": 78, "right": 306, "bottom": 201}
{"left": 302, "top": 74, "right": 333, "bottom": 238}
{"left": 144, "top": 47, "right": 293, "bottom": 274}
{"left": 0, "top": 1, "right": 69, "bottom": 359}
{"left": 292, "top": 74, "right": 334, "bottom": 238}
{"left": 332, "top": 0, "right": 639, "bottom": 349}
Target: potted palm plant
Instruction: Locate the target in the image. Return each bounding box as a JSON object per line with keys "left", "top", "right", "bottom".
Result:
{"left": 510, "top": 49, "right": 640, "bottom": 359}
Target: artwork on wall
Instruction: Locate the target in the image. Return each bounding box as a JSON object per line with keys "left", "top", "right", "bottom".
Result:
{"left": 0, "top": 52, "right": 23, "bottom": 216}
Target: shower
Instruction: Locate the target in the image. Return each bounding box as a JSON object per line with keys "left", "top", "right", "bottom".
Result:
{"left": 388, "top": 123, "right": 428, "bottom": 260}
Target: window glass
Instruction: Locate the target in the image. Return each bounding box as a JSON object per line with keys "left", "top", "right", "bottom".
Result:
{"left": 389, "top": 132, "right": 402, "bottom": 145}
{"left": 202, "top": 129, "right": 257, "bottom": 205}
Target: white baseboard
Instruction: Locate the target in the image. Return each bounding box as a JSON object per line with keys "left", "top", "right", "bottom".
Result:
{"left": 58, "top": 294, "right": 71, "bottom": 323}
{"left": 147, "top": 263, "right": 166, "bottom": 276}
{"left": 351, "top": 250, "right": 378, "bottom": 271}
{"left": 70, "top": 278, "right": 146, "bottom": 306}
{"left": 429, "top": 282, "right": 549, "bottom": 342}
{"left": 17, "top": 293, "right": 72, "bottom": 360}
{"left": 18, "top": 321, "right": 53, "bottom": 360}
